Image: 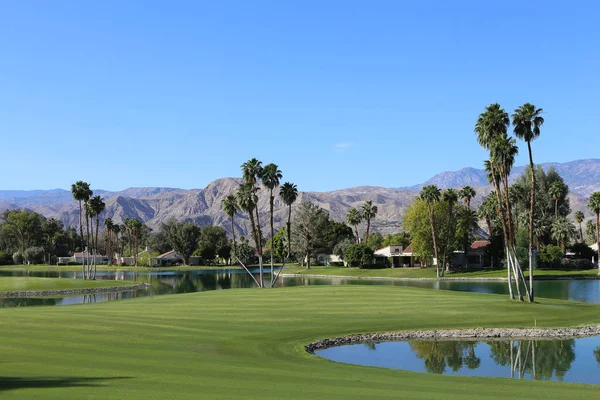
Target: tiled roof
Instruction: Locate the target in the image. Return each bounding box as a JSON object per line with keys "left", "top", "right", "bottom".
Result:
{"left": 157, "top": 250, "right": 176, "bottom": 259}
{"left": 470, "top": 240, "right": 490, "bottom": 251}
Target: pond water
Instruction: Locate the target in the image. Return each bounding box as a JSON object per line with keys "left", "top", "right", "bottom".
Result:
{"left": 315, "top": 337, "right": 600, "bottom": 384}
{"left": 2, "top": 268, "right": 600, "bottom": 307}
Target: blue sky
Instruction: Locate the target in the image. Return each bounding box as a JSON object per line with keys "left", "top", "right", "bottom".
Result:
{"left": 1, "top": 1, "right": 598, "bottom": 192}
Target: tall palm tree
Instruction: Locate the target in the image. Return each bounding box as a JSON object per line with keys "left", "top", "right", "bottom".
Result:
{"left": 459, "top": 186, "right": 476, "bottom": 209}
{"left": 420, "top": 185, "right": 441, "bottom": 278}
{"left": 104, "top": 217, "right": 114, "bottom": 265}
{"left": 588, "top": 192, "right": 600, "bottom": 270}
{"left": 513, "top": 103, "right": 544, "bottom": 301}
{"left": 279, "top": 182, "right": 298, "bottom": 257}
{"left": 237, "top": 182, "right": 262, "bottom": 287}
{"left": 221, "top": 194, "right": 238, "bottom": 264}
{"left": 548, "top": 181, "right": 564, "bottom": 220}
{"left": 532, "top": 215, "right": 550, "bottom": 251}
{"left": 478, "top": 193, "right": 497, "bottom": 237}
{"left": 241, "top": 158, "right": 264, "bottom": 260}
{"left": 346, "top": 208, "right": 362, "bottom": 244}
{"left": 260, "top": 163, "right": 283, "bottom": 277}
{"left": 71, "top": 181, "right": 92, "bottom": 278}
{"left": 89, "top": 195, "right": 105, "bottom": 279}
{"left": 84, "top": 200, "right": 94, "bottom": 278}
{"left": 361, "top": 200, "right": 378, "bottom": 242}
{"left": 476, "top": 104, "right": 520, "bottom": 300}
{"left": 442, "top": 189, "right": 458, "bottom": 270}
{"left": 551, "top": 217, "right": 576, "bottom": 253}
{"left": 574, "top": 211, "right": 585, "bottom": 242}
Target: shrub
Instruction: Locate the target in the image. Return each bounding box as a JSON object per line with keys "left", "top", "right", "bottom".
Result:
{"left": 539, "top": 245, "right": 563, "bottom": 269}
{"left": 23, "top": 247, "right": 45, "bottom": 264}
{"left": 329, "top": 261, "right": 344, "bottom": 267}
{"left": 67, "top": 261, "right": 79, "bottom": 266}
{"left": 561, "top": 258, "right": 595, "bottom": 270}
{"left": 12, "top": 251, "right": 24, "bottom": 265}
{"left": 569, "top": 242, "right": 596, "bottom": 260}
{"left": 0, "top": 252, "right": 13, "bottom": 265}
{"left": 343, "top": 244, "right": 374, "bottom": 267}
{"left": 56, "top": 262, "right": 67, "bottom": 266}
{"left": 358, "top": 263, "right": 387, "bottom": 270}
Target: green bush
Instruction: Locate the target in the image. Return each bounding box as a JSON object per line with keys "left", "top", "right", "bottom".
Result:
{"left": 569, "top": 242, "right": 596, "bottom": 260}
{"left": 12, "top": 252, "right": 24, "bottom": 265}
{"left": 56, "top": 262, "right": 67, "bottom": 266}
{"left": 67, "top": 261, "right": 79, "bottom": 266}
{"left": 358, "top": 263, "right": 387, "bottom": 270}
{"left": 0, "top": 252, "right": 13, "bottom": 265}
{"left": 561, "top": 258, "right": 595, "bottom": 270}
{"left": 329, "top": 261, "right": 344, "bottom": 267}
{"left": 343, "top": 244, "right": 374, "bottom": 267}
{"left": 539, "top": 245, "right": 563, "bottom": 269}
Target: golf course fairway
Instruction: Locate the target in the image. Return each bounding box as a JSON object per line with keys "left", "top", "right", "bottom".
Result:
{"left": 1, "top": 285, "right": 600, "bottom": 399}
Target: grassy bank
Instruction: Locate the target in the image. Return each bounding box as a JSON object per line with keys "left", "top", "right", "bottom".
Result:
{"left": 282, "top": 265, "right": 600, "bottom": 279}
{"left": 0, "top": 277, "right": 135, "bottom": 293}
{"left": 1, "top": 285, "right": 600, "bottom": 399}
{"left": 0, "top": 264, "right": 246, "bottom": 272}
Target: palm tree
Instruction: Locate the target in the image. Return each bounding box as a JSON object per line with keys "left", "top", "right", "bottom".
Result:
{"left": 260, "top": 163, "right": 282, "bottom": 277}
{"left": 548, "top": 181, "right": 564, "bottom": 219}
{"left": 237, "top": 182, "right": 262, "bottom": 287}
{"left": 279, "top": 182, "right": 298, "bottom": 257}
{"left": 104, "top": 217, "right": 114, "bottom": 265}
{"left": 574, "top": 211, "right": 585, "bottom": 242}
{"left": 478, "top": 193, "right": 497, "bottom": 237}
{"left": 361, "top": 201, "right": 378, "bottom": 242}
{"left": 420, "top": 185, "right": 441, "bottom": 278}
{"left": 533, "top": 215, "right": 550, "bottom": 251}
{"left": 241, "top": 158, "right": 264, "bottom": 261}
{"left": 442, "top": 189, "right": 458, "bottom": 270}
{"left": 221, "top": 194, "right": 238, "bottom": 264}
{"left": 71, "top": 181, "right": 92, "bottom": 278}
{"left": 513, "top": 103, "right": 544, "bottom": 301}
{"left": 459, "top": 186, "right": 476, "bottom": 209}
{"left": 89, "top": 195, "right": 105, "bottom": 279}
{"left": 588, "top": 192, "right": 600, "bottom": 270}
{"left": 551, "top": 217, "right": 576, "bottom": 253}
{"left": 346, "top": 208, "right": 362, "bottom": 244}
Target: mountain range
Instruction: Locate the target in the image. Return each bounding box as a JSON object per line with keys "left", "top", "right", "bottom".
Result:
{"left": 1, "top": 159, "right": 599, "bottom": 237}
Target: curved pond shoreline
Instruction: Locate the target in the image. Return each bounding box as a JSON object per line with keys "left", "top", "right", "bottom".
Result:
{"left": 0, "top": 283, "right": 151, "bottom": 298}
{"left": 306, "top": 326, "right": 600, "bottom": 353}
{"left": 281, "top": 273, "right": 600, "bottom": 282}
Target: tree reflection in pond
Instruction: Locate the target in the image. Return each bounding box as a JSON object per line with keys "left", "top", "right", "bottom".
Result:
{"left": 409, "top": 339, "right": 575, "bottom": 380}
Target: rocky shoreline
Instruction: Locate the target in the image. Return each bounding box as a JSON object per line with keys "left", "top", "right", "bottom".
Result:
{"left": 0, "top": 283, "right": 150, "bottom": 298}
{"left": 306, "top": 326, "right": 600, "bottom": 353}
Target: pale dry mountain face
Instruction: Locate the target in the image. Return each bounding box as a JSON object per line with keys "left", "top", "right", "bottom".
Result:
{"left": 1, "top": 159, "right": 599, "bottom": 237}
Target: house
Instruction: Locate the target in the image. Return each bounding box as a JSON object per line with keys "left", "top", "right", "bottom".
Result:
{"left": 452, "top": 240, "right": 492, "bottom": 268}
{"left": 149, "top": 250, "right": 202, "bottom": 266}
{"left": 71, "top": 252, "right": 109, "bottom": 264}
{"left": 373, "top": 246, "right": 403, "bottom": 268}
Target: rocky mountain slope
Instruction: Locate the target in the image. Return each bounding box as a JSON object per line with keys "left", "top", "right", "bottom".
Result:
{"left": 1, "top": 159, "right": 598, "bottom": 237}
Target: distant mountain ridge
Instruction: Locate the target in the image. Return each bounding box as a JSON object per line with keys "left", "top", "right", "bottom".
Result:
{"left": 1, "top": 159, "right": 599, "bottom": 237}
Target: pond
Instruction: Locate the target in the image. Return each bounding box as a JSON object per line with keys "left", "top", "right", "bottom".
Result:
{"left": 2, "top": 268, "right": 600, "bottom": 307}
{"left": 315, "top": 336, "right": 600, "bottom": 384}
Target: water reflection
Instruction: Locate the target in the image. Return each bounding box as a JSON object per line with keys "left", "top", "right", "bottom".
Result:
{"left": 316, "top": 337, "right": 598, "bottom": 383}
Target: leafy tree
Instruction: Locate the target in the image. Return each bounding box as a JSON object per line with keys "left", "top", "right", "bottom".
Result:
{"left": 381, "top": 232, "right": 411, "bottom": 248}
{"left": 361, "top": 200, "right": 378, "bottom": 242}
{"left": 327, "top": 220, "right": 354, "bottom": 251}
{"left": 588, "top": 192, "right": 600, "bottom": 269}
{"left": 291, "top": 202, "right": 331, "bottom": 269}
{"left": 332, "top": 238, "right": 354, "bottom": 264}
{"left": 42, "top": 218, "right": 64, "bottom": 264}
{"left": 420, "top": 185, "right": 441, "bottom": 277}
{"left": 267, "top": 228, "right": 287, "bottom": 261}
{"left": 363, "top": 231, "right": 383, "bottom": 251}
{"left": 345, "top": 208, "right": 363, "bottom": 244}
{"left": 574, "top": 211, "right": 585, "bottom": 242}
{"left": 0, "top": 251, "right": 12, "bottom": 265}
{"left": 23, "top": 246, "right": 45, "bottom": 264}
{"left": 198, "top": 225, "right": 228, "bottom": 261}
{"left": 279, "top": 182, "right": 298, "bottom": 257}
{"left": 343, "top": 244, "right": 374, "bottom": 267}
{"left": 12, "top": 251, "right": 24, "bottom": 265}
{"left": 539, "top": 244, "right": 563, "bottom": 268}
{"left": 1, "top": 209, "right": 45, "bottom": 254}
{"left": 162, "top": 220, "right": 201, "bottom": 265}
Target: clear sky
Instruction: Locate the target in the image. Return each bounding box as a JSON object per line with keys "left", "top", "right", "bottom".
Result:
{"left": 1, "top": 1, "right": 598, "bottom": 192}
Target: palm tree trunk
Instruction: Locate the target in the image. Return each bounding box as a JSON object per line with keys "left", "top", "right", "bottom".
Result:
{"left": 86, "top": 214, "right": 91, "bottom": 279}
{"left": 94, "top": 216, "right": 100, "bottom": 279}
{"left": 579, "top": 222, "right": 584, "bottom": 243}
{"left": 555, "top": 199, "right": 558, "bottom": 220}
{"left": 596, "top": 212, "right": 599, "bottom": 272}
{"left": 78, "top": 200, "right": 85, "bottom": 279}
{"left": 527, "top": 142, "right": 535, "bottom": 302}
{"left": 428, "top": 207, "right": 440, "bottom": 278}
{"left": 248, "top": 209, "right": 263, "bottom": 287}
{"left": 231, "top": 216, "right": 236, "bottom": 265}
{"left": 269, "top": 192, "right": 275, "bottom": 279}
{"left": 366, "top": 219, "right": 370, "bottom": 242}
{"left": 287, "top": 205, "right": 292, "bottom": 257}
{"left": 354, "top": 226, "right": 360, "bottom": 244}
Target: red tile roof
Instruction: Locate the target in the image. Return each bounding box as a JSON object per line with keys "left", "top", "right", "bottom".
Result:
{"left": 402, "top": 243, "right": 413, "bottom": 254}
{"left": 470, "top": 240, "right": 491, "bottom": 251}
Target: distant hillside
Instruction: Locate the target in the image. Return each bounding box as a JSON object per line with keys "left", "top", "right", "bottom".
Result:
{"left": 1, "top": 159, "right": 599, "bottom": 237}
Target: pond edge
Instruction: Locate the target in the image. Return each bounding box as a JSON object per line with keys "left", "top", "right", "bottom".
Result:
{"left": 306, "top": 326, "right": 600, "bottom": 353}
{"left": 0, "top": 283, "right": 151, "bottom": 297}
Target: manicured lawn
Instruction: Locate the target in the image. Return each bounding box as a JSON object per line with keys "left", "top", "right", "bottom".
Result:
{"left": 0, "top": 277, "right": 135, "bottom": 293}
{"left": 0, "top": 264, "right": 245, "bottom": 272}
{"left": 282, "top": 265, "right": 600, "bottom": 279}
{"left": 1, "top": 285, "right": 600, "bottom": 399}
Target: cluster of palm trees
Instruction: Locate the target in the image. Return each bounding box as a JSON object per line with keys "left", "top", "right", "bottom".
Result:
{"left": 221, "top": 158, "right": 298, "bottom": 288}
{"left": 474, "top": 103, "right": 544, "bottom": 301}
{"left": 70, "top": 180, "right": 106, "bottom": 279}
{"left": 419, "top": 185, "right": 476, "bottom": 278}
{"left": 345, "top": 201, "right": 379, "bottom": 244}
{"left": 589, "top": 193, "right": 600, "bottom": 268}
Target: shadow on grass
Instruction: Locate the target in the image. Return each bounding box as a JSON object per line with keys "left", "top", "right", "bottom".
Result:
{"left": 0, "top": 376, "right": 132, "bottom": 392}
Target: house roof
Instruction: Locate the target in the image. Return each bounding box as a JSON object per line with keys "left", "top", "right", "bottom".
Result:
{"left": 470, "top": 240, "right": 491, "bottom": 251}
{"left": 157, "top": 250, "right": 176, "bottom": 259}
{"left": 402, "top": 243, "right": 414, "bottom": 255}
{"left": 73, "top": 252, "right": 107, "bottom": 257}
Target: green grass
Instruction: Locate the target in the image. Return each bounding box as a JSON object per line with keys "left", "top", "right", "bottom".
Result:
{"left": 283, "top": 265, "right": 600, "bottom": 279}
{"left": 1, "top": 286, "right": 600, "bottom": 399}
{"left": 0, "top": 264, "right": 246, "bottom": 272}
{"left": 0, "top": 277, "right": 135, "bottom": 293}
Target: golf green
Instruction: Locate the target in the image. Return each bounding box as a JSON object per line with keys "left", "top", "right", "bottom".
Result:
{"left": 1, "top": 285, "right": 599, "bottom": 399}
